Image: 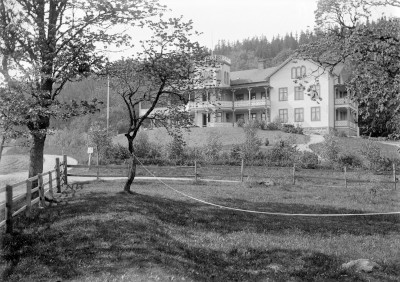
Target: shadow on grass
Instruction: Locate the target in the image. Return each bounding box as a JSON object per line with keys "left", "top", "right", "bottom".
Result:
{"left": 1, "top": 190, "right": 399, "bottom": 281}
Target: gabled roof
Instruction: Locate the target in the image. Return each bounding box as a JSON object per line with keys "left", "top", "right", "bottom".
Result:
{"left": 230, "top": 67, "right": 277, "bottom": 85}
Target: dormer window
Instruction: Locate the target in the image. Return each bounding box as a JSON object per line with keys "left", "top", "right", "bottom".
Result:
{"left": 291, "top": 66, "right": 307, "bottom": 79}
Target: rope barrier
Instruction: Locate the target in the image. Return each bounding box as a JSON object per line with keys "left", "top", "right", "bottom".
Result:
{"left": 134, "top": 156, "right": 400, "bottom": 217}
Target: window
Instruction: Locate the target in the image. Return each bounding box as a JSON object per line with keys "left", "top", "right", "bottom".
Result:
{"left": 311, "top": 107, "right": 321, "bottom": 121}
{"left": 236, "top": 93, "right": 244, "bottom": 101}
{"left": 202, "top": 91, "right": 208, "bottom": 102}
{"left": 335, "top": 88, "right": 347, "bottom": 98}
{"left": 291, "top": 66, "right": 306, "bottom": 79}
{"left": 279, "top": 109, "right": 288, "bottom": 123}
{"left": 236, "top": 114, "right": 244, "bottom": 122}
{"left": 294, "top": 108, "right": 304, "bottom": 122}
{"left": 251, "top": 113, "right": 257, "bottom": 120}
{"left": 294, "top": 86, "right": 304, "bottom": 100}
{"left": 336, "top": 110, "right": 347, "bottom": 121}
{"left": 261, "top": 91, "right": 266, "bottom": 99}
{"left": 279, "top": 87, "right": 288, "bottom": 101}
{"left": 226, "top": 113, "right": 231, "bottom": 122}
{"left": 251, "top": 93, "right": 256, "bottom": 100}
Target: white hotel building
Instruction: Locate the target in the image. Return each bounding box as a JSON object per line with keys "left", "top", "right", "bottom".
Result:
{"left": 141, "top": 55, "right": 359, "bottom": 136}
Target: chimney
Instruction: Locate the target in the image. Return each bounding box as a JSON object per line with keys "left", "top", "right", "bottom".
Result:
{"left": 258, "top": 59, "right": 266, "bottom": 70}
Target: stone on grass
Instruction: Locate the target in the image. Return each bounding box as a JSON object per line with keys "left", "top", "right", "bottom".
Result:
{"left": 341, "top": 259, "right": 380, "bottom": 273}
{"left": 258, "top": 178, "right": 275, "bottom": 187}
{"left": 266, "top": 263, "right": 285, "bottom": 273}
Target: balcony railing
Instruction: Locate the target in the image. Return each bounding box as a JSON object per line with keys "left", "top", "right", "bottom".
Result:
{"left": 187, "top": 99, "right": 271, "bottom": 110}
{"left": 335, "top": 98, "right": 357, "bottom": 108}
{"left": 335, "top": 120, "right": 357, "bottom": 129}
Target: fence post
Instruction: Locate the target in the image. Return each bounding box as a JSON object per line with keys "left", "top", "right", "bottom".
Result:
{"left": 240, "top": 159, "right": 244, "bottom": 182}
{"left": 393, "top": 163, "right": 396, "bottom": 190}
{"left": 194, "top": 161, "right": 198, "bottom": 182}
{"left": 344, "top": 166, "right": 347, "bottom": 189}
{"left": 38, "top": 173, "right": 45, "bottom": 208}
{"left": 25, "top": 180, "right": 32, "bottom": 217}
{"left": 292, "top": 163, "right": 296, "bottom": 185}
{"left": 63, "top": 155, "right": 68, "bottom": 186}
{"left": 55, "top": 157, "right": 61, "bottom": 193}
{"left": 6, "top": 185, "right": 13, "bottom": 234}
{"left": 96, "top": 165, "right": 100, "bottom": 180}
{"left": 48, "top": 171, "right": 53, "bottom": 198}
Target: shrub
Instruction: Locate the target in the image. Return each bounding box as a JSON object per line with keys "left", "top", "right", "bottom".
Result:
{"left": 294, "top": 124, "right": 304, "bottom": 134}
{"left": 319, "top": 134, "right": 340, "bottom": 165}
{"left": 265, "top": 122, "right": 280, "bottom": 130}
{"left": 359, "top": 139, "right": 381, "bottom": 170}
{"left": 242, "top": 122, "right": 262, "bottom": 163}
{"left": 203, "top": 133, "right": 223, "bottom": 162}
{"left": 337, "top": 153, "right": 362, "bottom": 168}
{"left": 281, "top": 124, "right": 295, "bottom": 133}
{"left": 102, "top": 144, "right": 131, "bottom": 164}
{"left": 266, "top": 136, "right": 299, "bottom": 166}
{"left": 133, "top": 131, "right": 151, "bottom": 158}
{"left": 299, "top": 151, "right": 319, "bottom": 169}
{"left": 337, "top": 131, "right": 347, "bottom": 138}
{"left": 246, "top": 119, "right": 261, "bottom": 129}
{"left": 230, "top": 144, "right": 242, "bottom": 160}
{"left": 166, "top": 134, "right": 186, "bottom": 161}
{"left": 236, "top": 118, "right": 245, "bottom": 127}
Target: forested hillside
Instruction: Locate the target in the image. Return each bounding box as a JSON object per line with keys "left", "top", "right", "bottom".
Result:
{"left": 213, "top": 30, "right": 317, "bottom": 71}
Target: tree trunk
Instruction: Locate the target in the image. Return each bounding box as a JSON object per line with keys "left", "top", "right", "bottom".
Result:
{"left": 123, "top": 134, "right": 136, "bottom": 193}
{"left": 123, "top": 156, "right": 136, "bottom": 193}
{"left": 28, "top": 132, "right": 46, "bottom": 198}
{"left": 0, "top": 135, "right": 5, "bottom": 164}
{"left": 28, "top": 133, "right": 46, "bottom": 178}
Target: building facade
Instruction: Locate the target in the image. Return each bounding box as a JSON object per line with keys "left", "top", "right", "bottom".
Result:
{"left": 187, "top": 55, "right": 358, "bottom": 136}
{"left": 140, "top": 55, "right": 359, "bottom": 136}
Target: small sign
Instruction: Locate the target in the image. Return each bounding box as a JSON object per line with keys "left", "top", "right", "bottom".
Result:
{"left": 87, "top": 147, "right": 94, "bottom": 154}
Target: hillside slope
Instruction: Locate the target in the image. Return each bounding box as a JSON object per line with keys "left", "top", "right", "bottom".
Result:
{"left": 113, "top": 127, "right": 309, "bottom": 148}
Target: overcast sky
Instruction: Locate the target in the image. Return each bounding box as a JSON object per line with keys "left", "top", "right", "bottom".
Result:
{"left": 158, "top": 0, "right": 400, "bottom": 49}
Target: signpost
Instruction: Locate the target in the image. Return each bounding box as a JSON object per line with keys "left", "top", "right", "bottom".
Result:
{"left": 87, "top": 147, "right": 93, "bottom": 167}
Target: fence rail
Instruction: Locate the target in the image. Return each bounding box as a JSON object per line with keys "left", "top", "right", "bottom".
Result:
{"left": 0, "top": 157, "right": 64, "bottom": 234}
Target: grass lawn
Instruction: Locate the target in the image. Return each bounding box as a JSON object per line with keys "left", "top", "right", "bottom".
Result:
{"left": 1, "top": 177, "right": 399, "bottom": 281}
{"left": 310, "top": 136, "right": 400, "bottom": 161}
{"left": 113, "top": 127, "right": 309, "bottom": 149}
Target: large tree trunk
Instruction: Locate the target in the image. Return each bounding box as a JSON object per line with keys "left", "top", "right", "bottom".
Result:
{"left": 28, "top": 133, "right": 46, "bottom": 178}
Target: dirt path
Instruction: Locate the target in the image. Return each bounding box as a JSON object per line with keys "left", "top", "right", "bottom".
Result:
{"left": 297, "top": 134, "right": 325, "bottom": 152}
{"left": 0, "top": 155, "right": 77, "bottom": 203}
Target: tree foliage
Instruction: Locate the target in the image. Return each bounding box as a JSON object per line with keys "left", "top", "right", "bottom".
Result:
{"left": 106, "top": 16, "right": 211, "bottom": 192}
{"left": 0, "top": 0, "right": 163, "bottom": 178}
{"left": 297, "top": 0, "right": 400, "bottom": 136}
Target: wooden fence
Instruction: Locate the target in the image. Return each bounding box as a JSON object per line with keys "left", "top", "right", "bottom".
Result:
{"left": 2, "top": 155, "right": 397, "bottom": 234}
{"left": 0, "top": 157, "right": 63, "bottom": 234}
{"left": 65, "top": 157, "right": 247, "bottom": 183}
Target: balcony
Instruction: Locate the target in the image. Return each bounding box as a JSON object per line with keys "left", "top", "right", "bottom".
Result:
{"left": 234, "top": 99, "right": 271, "bottom": 108}
{"left": 335, "top": 120, "right": 357, "bottom": 129}
{"left": 335, "top": 98, "right": 357, "bottom": 109}
{"left": 187, "top": 99, "right": 271, "bottom": 110}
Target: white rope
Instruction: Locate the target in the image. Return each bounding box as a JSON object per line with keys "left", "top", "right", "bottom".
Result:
{"left": 134, "top": 156, "right": 400, "bottom": 217}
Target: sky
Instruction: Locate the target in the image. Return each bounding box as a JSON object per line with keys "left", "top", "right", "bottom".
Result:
{"left": 157, "top": 0, "right": 400, "bottom": 49}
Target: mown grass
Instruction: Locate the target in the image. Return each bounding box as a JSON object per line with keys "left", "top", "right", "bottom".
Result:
{"left": 1, "top": 178, "right": 399, "bottom": 282}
